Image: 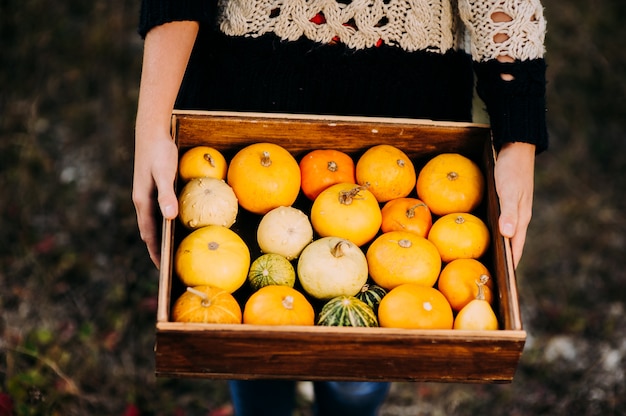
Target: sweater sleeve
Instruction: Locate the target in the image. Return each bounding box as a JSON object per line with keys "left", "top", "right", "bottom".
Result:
{"left": 474, "top": 59, "right": 548, "bottom": 153}
{"left": 458, "top": 0, "right": 548, "bottom": 152}
{"left": 138, "top": 0, "right": 217, "bottom": 38}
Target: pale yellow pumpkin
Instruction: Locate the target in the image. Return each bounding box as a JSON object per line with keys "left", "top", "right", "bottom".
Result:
{"left": 178, "top": 177, "right": 238, "bottom": 230}
{"left": 297, "top": 237, "right": 369, "bottom": 300}
{"left": 256, "top": 206, "right": 313, "bottom": 260}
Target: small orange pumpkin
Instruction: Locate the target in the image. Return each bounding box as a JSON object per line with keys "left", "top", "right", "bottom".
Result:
{"left": 380, "top": 197, "right": 432, "bottom": 238}
{"left": 378, "top": 284, "right": 453, "bottom": 330}
{"left": 310, "top": 183, "right": 382, "bottom": 247}
{"left": 427, "top": 213, "right": 490, "bottom": 263}
{"left": 178, "top": 146, "right": 228, "bottom": 182}
{"left": 227, "top": 143, "right": 301, "bottom": 215}
{"left": 243, "top": 285, "right": 315, "bottom": 326}
{"left": 355, "top": 144, "right": 416, "bottom": 203}
{"left": 416, "top": 153, "right": 485, "bottom": 216}
{"left": 366, "top": 231, "right": 441, "bottom": 290}
{"left": 437, "top": 258, "right": 494, "bottom": 312}
{"left": 172, "top": 286, "right": 242, "bottom": 324}
{"left": 299, "top": 149, "right": 356, "bottom": 201}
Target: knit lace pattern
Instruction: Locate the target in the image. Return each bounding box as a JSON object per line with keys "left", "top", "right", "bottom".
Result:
{"left": 219, "top": 0, "right": 545, "bottom": 60}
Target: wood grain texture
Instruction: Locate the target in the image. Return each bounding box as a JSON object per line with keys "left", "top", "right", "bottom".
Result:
{"left": 156, "top": 111, "right": 526, "bottom": 383}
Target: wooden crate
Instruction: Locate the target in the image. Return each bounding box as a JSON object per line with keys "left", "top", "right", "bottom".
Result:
{"left": 156, "top": 110, "right": 526, "bottom": 383}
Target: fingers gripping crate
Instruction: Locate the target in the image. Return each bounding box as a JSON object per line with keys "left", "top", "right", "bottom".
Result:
{"left": 155, "top": 111, "right": 526, "bottom": 383}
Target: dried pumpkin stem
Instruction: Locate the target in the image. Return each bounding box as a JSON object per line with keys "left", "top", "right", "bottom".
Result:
{"left": 447, "top": 171, "right": 459, "bottom": 181}
{"left": 330, "top": 240, "right": 349, "bottom": 258}
{"left": 474, "top": 275, "right": 490, "bottom": 301}
{"left": 338, "top": 185, "right": 368, "bottom": 205}
{"left": 187, "top": 287, "right": 211, "bottom": 307}
{"left": 398, "top": 239, "right": 412, "bottom": 248}
{"left": 282, "top": 295, "right": 295, "bottom": 310}
{"left": 406, "top": 203, "right": 427, "bottom": 219}
{"left": 260, "top": 151, "right": 272, "bottom": 167}
{"left": 327, "top": 160, "right": 338, "bottom": 172}
{"left": 203, "top": 152, "right": 216, "bottom": 167}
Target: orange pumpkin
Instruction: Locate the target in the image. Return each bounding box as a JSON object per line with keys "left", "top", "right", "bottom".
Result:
{"left": 416, "top": 153, "right": 485, "bottom": 216}
{"left": 380, "top": 197, "right": 432, "bottom": 238}
{"left": 172, "top": 286, "right": 242, "bottom": 324}
{"left": 355, "top": 144, "right": 416, "bottom": 203}
{"left": 243, "top": 285, "right": 315, "bottom": 326}
{"left": 227, "top": 143, "right": 301, "bottom": 215}
{"left": 310, "top": 183, "right": 382, "bottom": 247}
{"left": 178, "top": 146, "right": 228, "bottom": 182}
{"left": 174, "top": 225, "right": 250, "bottom": 293}
{"left": 366, "top": 231, "right": 441, "bottom": 290}
{"left": 378, "top": 283, "right": 453, "bottom": 330}
{"left": 427, "top": 213, "right": 490, "bottom": 263}
{"left": 299, "top": 149, "right": 356, "bottom": 201}
{"left": 437, "top": 258, "right": 494, "bottom": 312}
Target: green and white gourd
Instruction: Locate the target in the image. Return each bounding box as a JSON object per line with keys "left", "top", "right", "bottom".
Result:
{"left": 317, "top": 295, "right": 379, "bottom": 327}
{"left": 355, "top": 283, "right": 387, "bottom": 314}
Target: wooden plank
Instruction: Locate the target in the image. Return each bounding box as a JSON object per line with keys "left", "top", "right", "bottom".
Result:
{"left": 155, "top": 323, "right": 525, "bottom": 382}
{"left": 173, "top": 111, "right": 489, "bottom": 161}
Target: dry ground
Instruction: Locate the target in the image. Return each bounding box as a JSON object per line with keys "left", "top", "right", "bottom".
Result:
{"left": 1, "top": 1, "right": 625, "bottom": 415}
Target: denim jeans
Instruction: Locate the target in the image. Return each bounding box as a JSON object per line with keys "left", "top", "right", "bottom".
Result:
{"left": 228, "top": 380, "right": 390, "bottom": 416}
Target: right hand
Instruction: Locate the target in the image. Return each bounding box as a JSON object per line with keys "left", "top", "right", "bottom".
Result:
{"left": 132, "top": 21, "right": 200, "bottom": 267}
{"left": 132, "top": 129, "right": 179, "bottom": 267}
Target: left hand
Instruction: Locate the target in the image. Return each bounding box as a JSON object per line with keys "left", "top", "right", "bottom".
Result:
{"left": 494, "top": 142, "right": 536, "bottom": 268}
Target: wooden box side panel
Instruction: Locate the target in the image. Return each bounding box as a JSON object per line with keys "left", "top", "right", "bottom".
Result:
{"left": 155, "top": 324, "right": 525, "bottom": 383}
{"left": 173, "top": 111, "right": 489, "bottom": 160}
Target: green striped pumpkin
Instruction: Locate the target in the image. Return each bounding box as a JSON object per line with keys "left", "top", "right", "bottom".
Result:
{"left": 355, "top": 283, "right": 387, "bottom": 314}
{"left": 247, "top": 253, "right": 296, "bottom": 291}
{"left": 317, "top": 296, "right": 378, "bottom": 327}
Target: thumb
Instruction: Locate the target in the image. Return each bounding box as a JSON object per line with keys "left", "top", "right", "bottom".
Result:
{"left": 498, "top": 201, "right": 518, "bottom": 239}
{"left": 155, "top": 169, "right": 179, "bottom": 220}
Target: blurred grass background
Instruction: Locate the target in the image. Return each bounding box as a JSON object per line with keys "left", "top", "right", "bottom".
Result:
{"left": 1, "top": 1, "right": 625, "bottom": 415}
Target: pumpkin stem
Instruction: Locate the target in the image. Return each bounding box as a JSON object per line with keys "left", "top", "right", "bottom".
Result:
{"left": 203, "top": 152, "right": 216, "bottom": 167}
{"left": 187, "top": 287, "right": 211, "bottom": 307}
{"left": 330, "top": 240, "right": 351, "bottom": 258}
{"left": 338, "top": 185, "right": 368, "bottom": 205}
{"left": 447, "top": 171, "right": 459, "bottom": 181}
{"left": 327, "top": 160, "right": 338, "bottom": 172}
{"left": 454, "top": 215, "right": 466, "bottom": 225}
{"left": 260, "top": 151, "right": 272, "bottom": 167}
{"left": 282, "top": 295, "right": 295, "bottom": 310}
{"left": 406, "top": 203, "right": 427, "bottom": 219}
{"left": 396, "top": 159, "right": 406, "bottom": 168}
{"left": 398, "top": 239, "right": 412, "bottom": 248}
{"left": 475, "top": 275, "right": 490, "bottom": 301}
{"left": 360, "top": 283, "right": 370, "bottom": 293}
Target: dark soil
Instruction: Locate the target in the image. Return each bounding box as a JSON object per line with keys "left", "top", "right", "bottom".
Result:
{"left": 1, "top": 1, "right": 625, "bottom": 415}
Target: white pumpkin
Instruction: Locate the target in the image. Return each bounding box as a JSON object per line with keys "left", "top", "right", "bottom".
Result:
{"left": 297, "top": 236, "right": 369, "bottom": 300}
{"left": 178, "top": 177, "right": 238, "bottom": 229}
{"left": 256, "top": 206, "right": 313, "bottom": 260}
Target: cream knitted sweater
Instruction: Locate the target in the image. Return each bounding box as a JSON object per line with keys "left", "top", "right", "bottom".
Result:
{"left": 219, "top": 0, "right": 546, "bottom": 62}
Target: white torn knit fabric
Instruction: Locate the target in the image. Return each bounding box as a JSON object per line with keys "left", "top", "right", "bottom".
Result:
{"left": 219, "top": 0, "right": 546, "bottom": 61}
